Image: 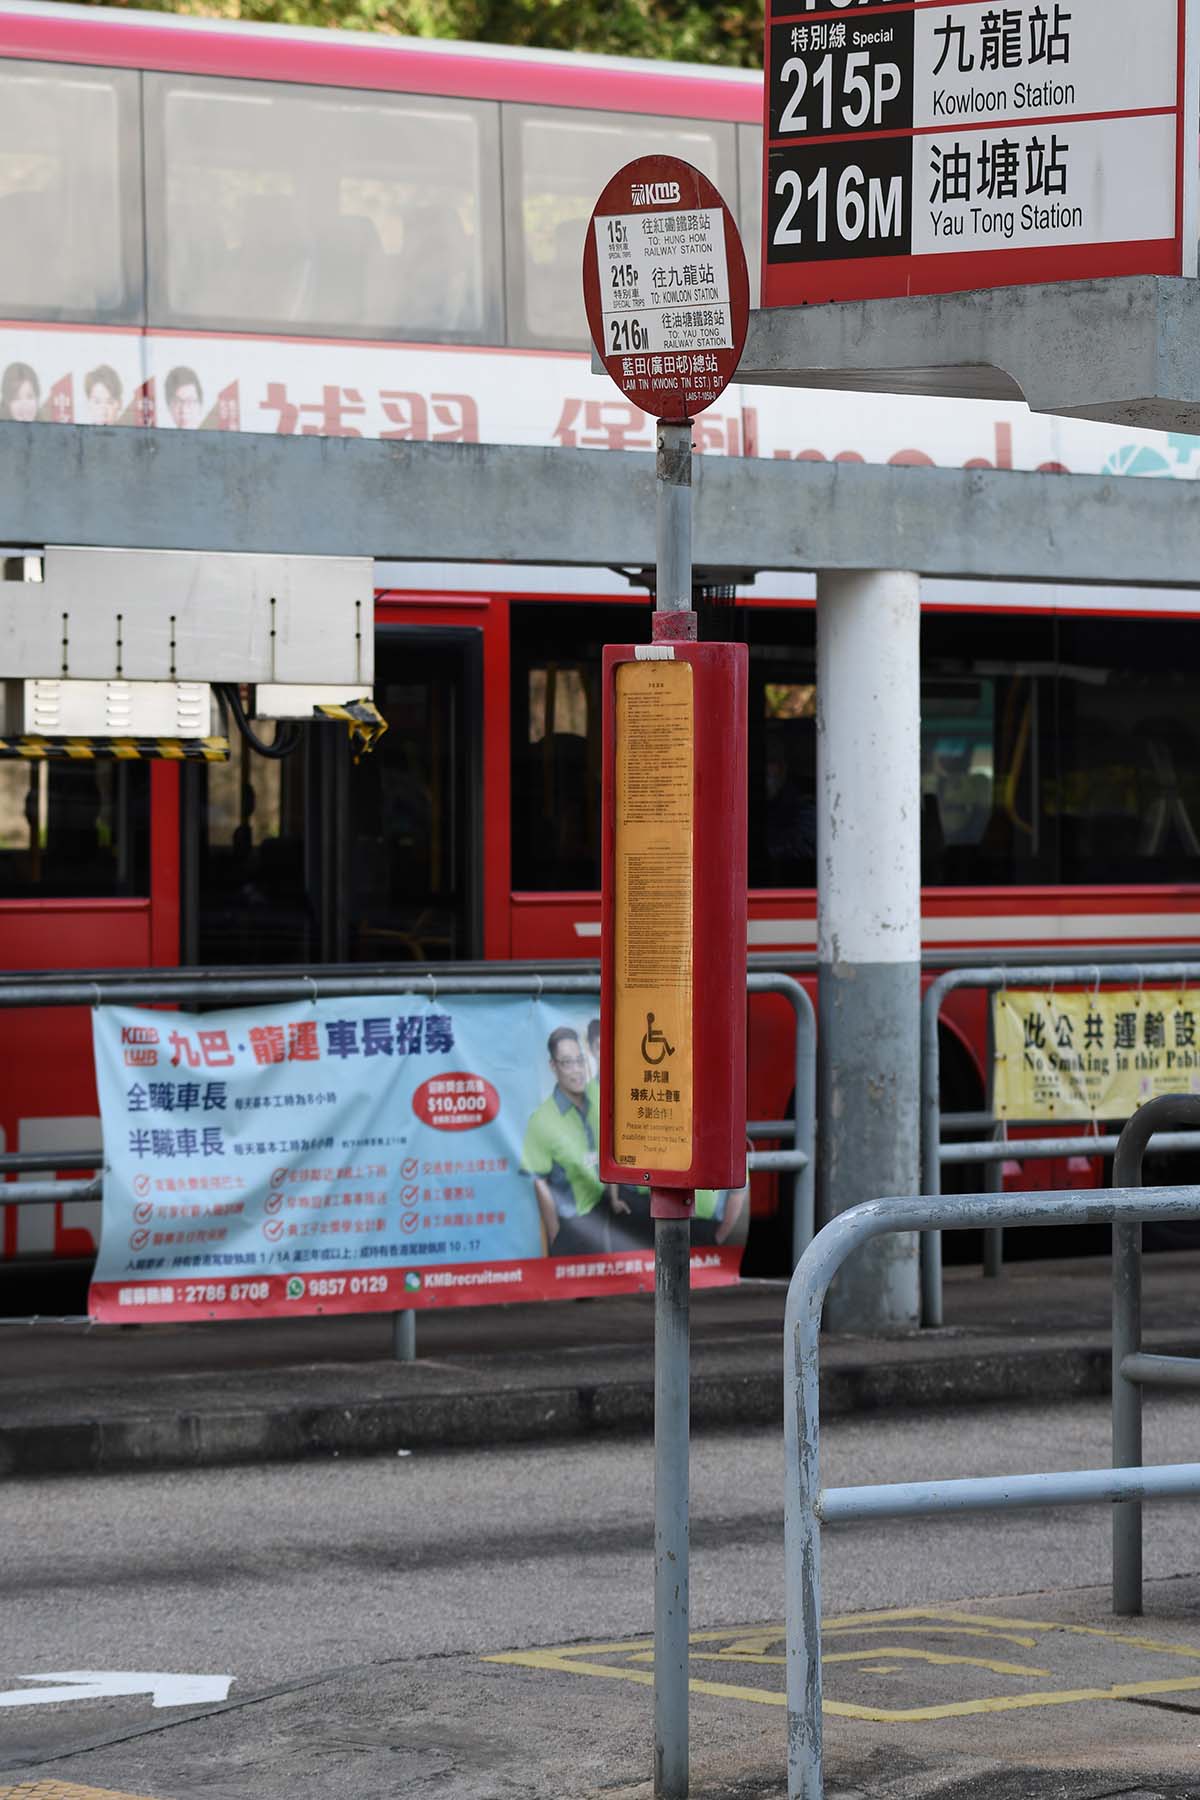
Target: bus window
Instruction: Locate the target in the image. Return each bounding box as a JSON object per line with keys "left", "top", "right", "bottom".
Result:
{"left": 746, "top": 612, "right": 817, "bottom": 890}
{"left": 1055, "top": 615, "right": 1200, "bottom": 886}
{"left": 737, "top": 124, "right": 763, "bottom": 309}
{"left": 146, "top": 75, "right": 503, "bottom": 344}
{"left": 0, "top": 761, "right": 148, "bottom": 898}
{"left": 0, "top": 59, "right": 141, "bottom": 326}
{"left": 502, "top": 106, "right": 737, "bottom": 350}
{"left": 921, "top": 611, "right": 1058, "bottom": 887}
{"left": 510, "top": 602, "right": 649, "bottom": 889}
{"left": 346, "top": 629, "right": 481, "bottom": 962}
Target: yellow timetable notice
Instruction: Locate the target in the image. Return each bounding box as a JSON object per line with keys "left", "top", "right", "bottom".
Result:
{"left": 611, "top": 659, "right": 694, "bottom": 1172}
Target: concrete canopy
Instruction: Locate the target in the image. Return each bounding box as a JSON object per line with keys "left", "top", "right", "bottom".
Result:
{"left": 738, "top": 277, "right": 1200, "bottom": 432}
{"left": 1, "top": 419, "right": 1198, "bottom": 587}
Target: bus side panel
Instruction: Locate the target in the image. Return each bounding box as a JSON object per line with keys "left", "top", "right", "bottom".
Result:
{"left": 0, "top": 900, "right": 155, "bottom": 1264}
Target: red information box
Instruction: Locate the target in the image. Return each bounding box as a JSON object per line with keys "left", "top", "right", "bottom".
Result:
{"left": 598, "top": 640, "right": 748, "bottom": 1192}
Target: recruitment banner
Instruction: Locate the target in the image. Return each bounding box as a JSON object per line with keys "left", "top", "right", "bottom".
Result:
{"left": 88, "top": 995, "right": 747, "bottom": 1324}
{"left": 992, "top": 988, "right": 1200, "bottom": 1122}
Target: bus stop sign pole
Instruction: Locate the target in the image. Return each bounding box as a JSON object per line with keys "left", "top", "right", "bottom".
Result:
{"left": 586, "top": 154, "right": 750, "bottom": 1800}
{"left": 653, "top": 415, "right": 695, "bottom": 1800}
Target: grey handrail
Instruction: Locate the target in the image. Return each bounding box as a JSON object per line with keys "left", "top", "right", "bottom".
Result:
{"left": 1111, "top": 1095, "right": 1200, "bottom": 1614}
{"left": 784, "top": 1179, "right": 1200, "bottom": 1800}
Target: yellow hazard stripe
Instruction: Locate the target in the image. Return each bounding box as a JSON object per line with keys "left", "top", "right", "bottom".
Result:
{"left": 0, "top": 735, "right": 229, "bottom": 762}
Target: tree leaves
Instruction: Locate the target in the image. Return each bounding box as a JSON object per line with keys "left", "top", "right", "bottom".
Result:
{"left": 79, "top": 0, "right": 764, "bottom": 69}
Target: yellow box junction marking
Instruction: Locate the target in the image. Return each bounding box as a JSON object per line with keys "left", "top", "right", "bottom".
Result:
{"left": 485, "top": 1608, "right": 1200, "bottom": 1723}
{"left": 1, "top": 1784, "right": 166, "bottom": 1800}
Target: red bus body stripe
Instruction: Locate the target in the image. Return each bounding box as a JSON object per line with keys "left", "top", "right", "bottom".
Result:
{"left": 0, "top": 12, "right": 761, "bottom": 122}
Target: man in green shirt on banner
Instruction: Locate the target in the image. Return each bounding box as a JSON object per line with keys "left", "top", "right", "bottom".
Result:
{"left": 521, "top": 1025, "right": 630, "bottom": 1256}
{"left": 580, "top": 1017, "right": 745, "bottom": 1252}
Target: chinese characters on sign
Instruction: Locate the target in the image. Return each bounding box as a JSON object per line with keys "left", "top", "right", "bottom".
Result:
{"left": 90, "top": 997, "right": 747, "bottom": 1323}
{"left": 611, "top": 660, "right": 696, "bottom": 1171}
{"left": 763, "top": 0, "right": 1193, "bottom": 305}
{"left": 583, "top": 155, "right": 750, "bottom": 422}
{"left": 993, "top": 988, "right": 1200, "bottom": 1121}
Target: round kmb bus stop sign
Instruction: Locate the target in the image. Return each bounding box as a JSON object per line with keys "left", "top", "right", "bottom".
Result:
{"left": 582, "top": 154, "right": 750, "bottom": 423}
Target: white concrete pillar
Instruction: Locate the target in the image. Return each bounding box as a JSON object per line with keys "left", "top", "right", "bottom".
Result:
{"left": 816, "top": 569, "right": 921, "bottom": 1331}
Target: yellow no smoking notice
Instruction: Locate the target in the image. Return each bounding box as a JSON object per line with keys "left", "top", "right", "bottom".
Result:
{"left": 612, "top": 659, "right": 694, "bottom": 1172}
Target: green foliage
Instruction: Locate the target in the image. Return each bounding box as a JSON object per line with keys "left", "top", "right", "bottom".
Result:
{"left": 76, "top": 0, "right": 764, "bottom": 69}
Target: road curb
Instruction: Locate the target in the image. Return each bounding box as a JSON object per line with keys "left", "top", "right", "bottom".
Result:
{"left": 5, "top": 1335, "right": 1196, "bottom": 1478}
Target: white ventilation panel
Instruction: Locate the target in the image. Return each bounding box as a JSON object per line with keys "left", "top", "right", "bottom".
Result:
{"left": 22, "top": 680, "right": 216, "bottom": 738}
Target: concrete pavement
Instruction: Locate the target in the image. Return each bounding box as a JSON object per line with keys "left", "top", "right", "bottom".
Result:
{"left": 1, "top": 1250, "right": 1199, "bottom": 1477}
{"left": 2, "top": 1578, "right": 1199, "bottom": 1799}
{"left": 3, "top": 1396, "right": 1200, "bottom": 1798}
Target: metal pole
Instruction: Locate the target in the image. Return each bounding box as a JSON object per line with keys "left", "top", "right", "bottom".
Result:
{"left": 983, "top": 1125, "right": 1004, "bottom": 1279}
{"left": 651, "top": 415, "right": 694, "bottom": 1799}
{"left": 982, "top": 1008, "right": 1005, "bottom": 1279}
{"left": 392, "top": 1311, "right": 416, "bottom": 1362}
{"left": 656, "top": 419, "right": 693, "bottom": 617}
{"left": 791, "top": 982, "right": 817, "bottom": 1268}
{"left": 785, "top": 1266, "right": 824, "bottom": 1800}
{"left": 919, "top": 971, "right": 952, "bottom": 1328}
{"left": 654, "top": 1210, "right": 691, "bottom": 1799}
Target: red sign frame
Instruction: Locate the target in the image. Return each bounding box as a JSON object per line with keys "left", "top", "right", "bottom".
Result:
{"left": 598, "top": 641, "right": 748, "bottom": 1191}
{"left": 762, "top": 0, "right": 1196, "bottom": 309}
{"left": 583, "top": 154, "right": 750, "bottom": 422}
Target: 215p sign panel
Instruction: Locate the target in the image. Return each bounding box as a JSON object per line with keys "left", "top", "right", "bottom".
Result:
{"left": 762, "top": 0, "right": 1199, "bottom": 306}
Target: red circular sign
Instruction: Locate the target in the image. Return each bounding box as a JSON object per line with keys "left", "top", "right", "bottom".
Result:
{"left": 582, "top": 154, "right": 749, "bottom": 424}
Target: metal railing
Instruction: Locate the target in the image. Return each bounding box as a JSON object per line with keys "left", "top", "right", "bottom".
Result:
{"left": 920, "top": 961, "right": 1200, "bottom": 1325}
{"left": 0, "top": 965, "right": 816, "bottom": 1329}
{"left": 783, "top": 1157, "right": 1200, "bottom": 1800}
{"left": 1111, "top": 1093, "right": 1200, "bottom": 1614}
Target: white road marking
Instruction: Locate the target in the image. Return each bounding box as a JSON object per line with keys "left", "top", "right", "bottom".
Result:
{"left": 0, "top": 1671, "right": 233, "bottom": 1710}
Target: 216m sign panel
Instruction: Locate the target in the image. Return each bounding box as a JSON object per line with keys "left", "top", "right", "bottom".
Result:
{"left": 762, "top": 0, "right": 1197, "bottom": 306}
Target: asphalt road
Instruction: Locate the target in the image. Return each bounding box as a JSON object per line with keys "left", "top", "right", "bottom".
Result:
{"left": 3, "top": 1393, "right": 1200, "bottom": 1798}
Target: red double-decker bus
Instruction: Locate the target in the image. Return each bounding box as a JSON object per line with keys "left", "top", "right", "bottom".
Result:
{"left": 2, "top": 0, "right": 1199, "bottom": 1274}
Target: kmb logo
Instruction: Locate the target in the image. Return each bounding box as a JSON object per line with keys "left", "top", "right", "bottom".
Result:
{"left": 631, "top": 181, "right": 681, "bottom": 206}
{"left": 122, "top": 1025, "right": 160, "bottom": 1068}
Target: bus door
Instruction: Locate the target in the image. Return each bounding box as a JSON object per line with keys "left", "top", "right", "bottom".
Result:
{"left": 182, "top": 624, "right": 483, "bottom": 967}
{"left": 345, "top": 624, "right": 483, "bottom": 964}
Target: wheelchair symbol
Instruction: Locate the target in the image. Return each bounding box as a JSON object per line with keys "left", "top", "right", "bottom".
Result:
{"left": 641, "top": 1012, "right": 675, "bottom": 1064}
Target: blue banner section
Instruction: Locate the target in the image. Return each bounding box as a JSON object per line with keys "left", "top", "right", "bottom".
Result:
{"left": 89, "top": 995, "right": 746, "bottom": 1321}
